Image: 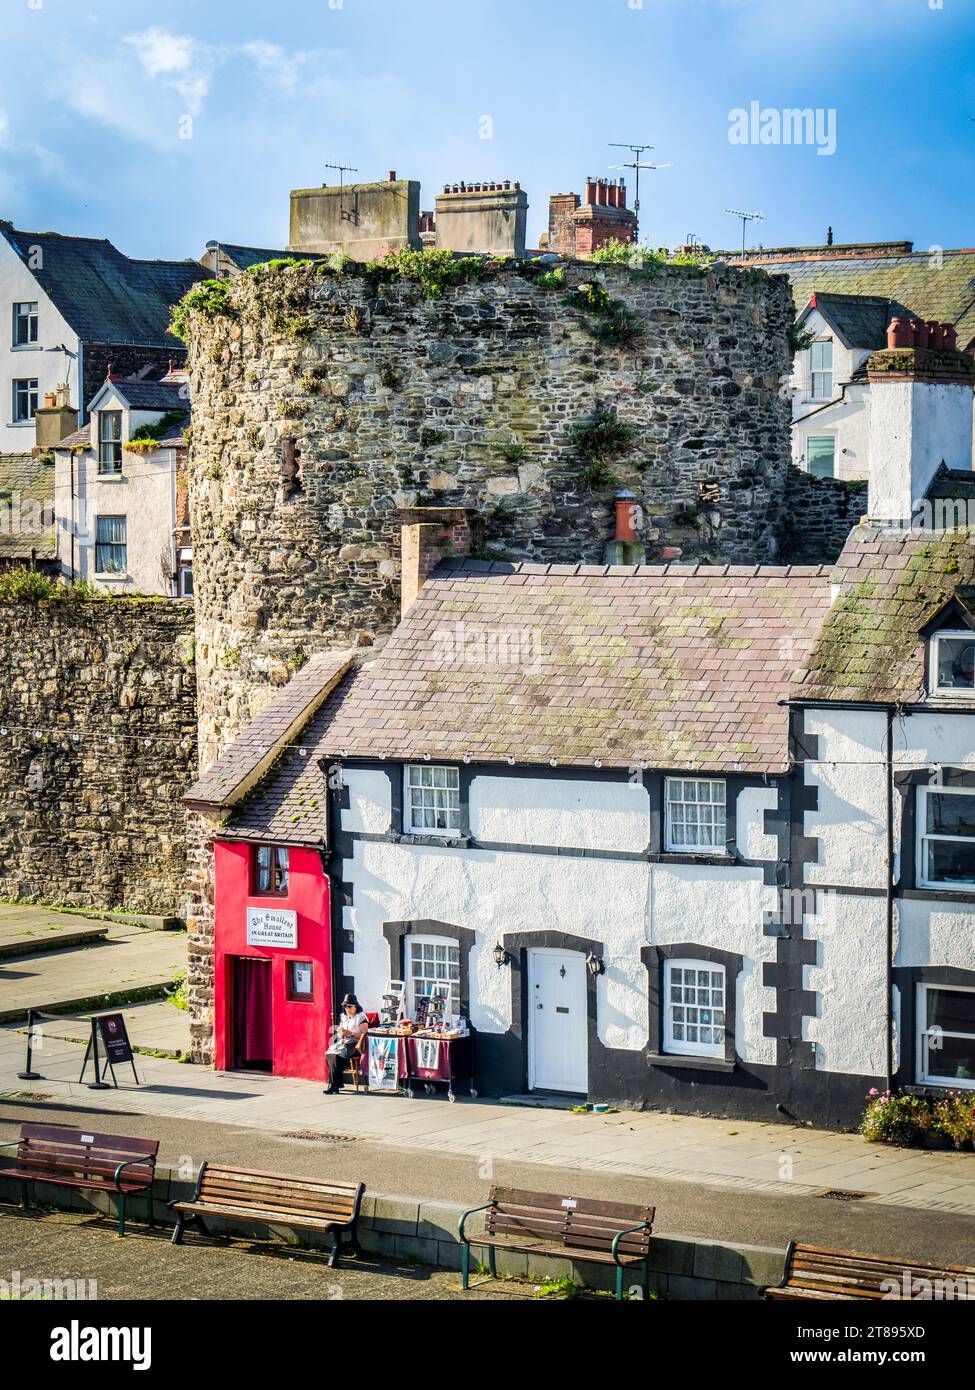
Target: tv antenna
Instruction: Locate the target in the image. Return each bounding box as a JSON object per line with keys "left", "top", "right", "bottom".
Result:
{"left": 609, "top": 142, "right": 671, "bottom": 244}
{"left": 325, "top": 162, "right": 359, "bottom": 223}
{"left": 724, "top": 208, "right": 765, "bottom": 252}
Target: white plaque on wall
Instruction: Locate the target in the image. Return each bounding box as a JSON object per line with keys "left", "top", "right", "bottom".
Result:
{"left": 246, "top": 906, "right": 298, "bottom": 949}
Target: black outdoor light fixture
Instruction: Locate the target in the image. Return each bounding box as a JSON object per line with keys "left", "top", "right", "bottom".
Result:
{"left": 493, "top": 942, "right": 510, "bottom": 969}
{"left": 586, "top": 952, "right": 605, "bottom": 978}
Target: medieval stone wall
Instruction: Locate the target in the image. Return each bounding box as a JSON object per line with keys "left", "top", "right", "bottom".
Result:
{"left": 185, "top": 258, "right": 795, "bottom": 767}
{"left": 0, "top": 601, "right": 197, "bottom": 912}
{"left": 780, "top": 467, "right": 869, "bottom": 565}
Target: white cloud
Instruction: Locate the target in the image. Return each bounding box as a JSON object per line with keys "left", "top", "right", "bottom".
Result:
{"left": 123, "top": 27, "right": 213, "bottom": 115}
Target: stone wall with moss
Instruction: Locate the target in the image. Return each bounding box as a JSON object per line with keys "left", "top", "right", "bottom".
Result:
{"left": 184, "top": 257, "right": 795, "bottom": 767}
{"left": 0, "top": 601, "right": 197, "bottom": 911}
{"left": 780, "top": 466, "right": 868, "bottom": 565}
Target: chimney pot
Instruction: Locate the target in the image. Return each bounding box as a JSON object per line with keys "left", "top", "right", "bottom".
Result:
{"left": 943, "top": 323, "right": 958, "bottom": 351}
{"left": 614, "top": 489, "right": 638, "bottom": 543}
{"left": 388, "top": 170, "right": 396, "bottom": 182}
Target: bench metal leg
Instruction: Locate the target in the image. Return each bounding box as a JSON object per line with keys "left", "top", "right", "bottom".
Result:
{"left": 117, "top": 1193, "right": 126, "bottom": 1239}
{"left": 146, "top": 1179, "right": 155, "bottom": 1230}
{"left": 615, "top": 1263, "right": 624, "bottom": 1301}
{"left": 461, "top": 1241, "right": 470, "bottom": 1291}
{"left": 328, "top": 1234, "right": 341, "bottom": 1269}
{"left": 171, "top": 1212, "right": 186, "bottom": 1246}
{"left": 488, "top": 1246, "right": 497, "bottom": 1279}
{"left": 20, "top": 1180, "right": 29, "bottom": 1211}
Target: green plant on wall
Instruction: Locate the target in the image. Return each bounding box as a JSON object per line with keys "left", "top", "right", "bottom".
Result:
{"left": 568, "top": 405, "right": 636, "bottom": 463}
{"left": 170, "top": 279, "right": 235, "bottom": 342}
{"left": 363, "top": 247, "right": 487, "bottom": 300}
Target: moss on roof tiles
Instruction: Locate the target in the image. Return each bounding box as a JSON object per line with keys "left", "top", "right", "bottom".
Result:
{"left": 805, "top": 528, "right": 975, "bottom": 701}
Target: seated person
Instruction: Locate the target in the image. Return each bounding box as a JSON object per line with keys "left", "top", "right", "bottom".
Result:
{"left": 324, "top": 994, "right": 369, "bottom": 1094}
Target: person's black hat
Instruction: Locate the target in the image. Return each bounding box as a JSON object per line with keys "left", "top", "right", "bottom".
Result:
{"left": 341, "top": 993, "right": 360, "bottom": 1008}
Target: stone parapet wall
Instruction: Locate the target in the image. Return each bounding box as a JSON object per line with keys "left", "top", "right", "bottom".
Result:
{"left": 0, "top": 601, "right": 197, "bottom": 912}
{"left": 185, "top": 258, "right": 795, "bottom": 765}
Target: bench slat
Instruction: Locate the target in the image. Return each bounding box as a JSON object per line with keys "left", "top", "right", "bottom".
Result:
{"left": 771, "top": 1242, "right": 975, "bottom": 1301}
{"left": 171, "top": 1200, "right": 353, "bottom": 1230}
{"left": 471, "top": 1233, "right": 647, "bottom": 1266}
{"left": 201, "top": 1165, "right": 359, "bottom": 1193}
{"left": 489, "top": 1185, "right": 652, "bottom": 1223}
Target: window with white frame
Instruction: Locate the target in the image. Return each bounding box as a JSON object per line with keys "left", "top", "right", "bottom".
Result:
{"left": 805, "top": 434, "right": 836, "bottom": 479}
{"left": 98, "top": 411, "right": 123, "bottom": 475}
{"left": 12, "top": 377, "right": 37, "bottom": 422}
{"left": 664, "top": 778, "right": 726, "bottom": 852}
{"left": 13, "top": 302, "right": 38, "bottom": 347}
{"left": 809, "top": 339, "right": 833, "bottom": 399}
{"left": 408, "top": 936, "right": 460, "bottom": 1016}
{"left": 664, "top": 958, "right": 726, "bottom": 1058}
{"left": 930, "top": 630, "right": 975, "bottom": 694}
{"left": 917, "top": 786, "right": 975, "bottom": 889}
{"left": 404, "top": 764, "right": 461, "bottom": 834}
{"left": 918, "top": 983, "right": 975, "bottom": 1088}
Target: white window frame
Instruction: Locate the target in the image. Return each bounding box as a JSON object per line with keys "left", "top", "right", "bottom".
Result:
{"left": 929, "top": 629, "right": 975, "bottom": 697}
{"left": 917, "top": 982, "right": 975, "bottom": 1090}
{"left": 12, "top": 377, "right": 38, "bottom": 423}
{"left": 404, "top": 763, "right": 461, "bottom": 836}
{"left": 13, "top": 301, "right": 38, "bottom": 348}
{"left": 808, "top": 338, "right": 833, "bottom": 400}
{"left": 916, "top": 785, "right": 975, "bottom": 891}
{"left": 94, "top": 514, "right": 127, "bottom": 576}
{"left": 664, "top": 777, "right": 727, "bottom": 853}
{"left": 97, "top": 410, "right": 123, "bottom": 476}
{"left": 663, "top": 958, "right": 726, "bottom": 1059}
{"left": 804, "top": 434, "right": 836, "bottom": 479}
{"left": 407, "top": 935, "right": 461, "bottom": 1017}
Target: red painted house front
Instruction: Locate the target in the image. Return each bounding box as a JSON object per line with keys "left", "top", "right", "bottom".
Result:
{"left": 212, "top": 840, "right": 332, "bottom": 1082}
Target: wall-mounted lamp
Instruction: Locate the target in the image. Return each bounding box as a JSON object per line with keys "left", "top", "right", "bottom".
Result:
{"left": 586, "top": 952, "right": 605, "bottom": 978}
{"left": 493, "top": 942, "right": 510, "bottom": 970}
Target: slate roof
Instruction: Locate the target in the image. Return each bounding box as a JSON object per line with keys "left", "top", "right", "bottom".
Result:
{"left": 109, "top": 380, "right": 187, "bottom": 411}
{"left": 0, "top": 223, "right": 205, "bottom": 346}
{"left": 312, "top": 560, "right": 834, "bottom": 774}
{"left": 0, "top": 454, "right": 56, "bottom": 559}
{"left": 799, "top": 292, "right": 889, "bottom": 350}
{"left": 184, "top": 651, "right": 355, "bottom": 831}
{"left": 798, "top": 526, "right": 975, "bottom": 704}
{"left": 926, "top": 462, "right": 975, "bottom": 503}
{"left": 741, "top": 249, "right": 975, "bottom": 349}
{"left": 207, "top": 243, "right": 322, "bottom": 271}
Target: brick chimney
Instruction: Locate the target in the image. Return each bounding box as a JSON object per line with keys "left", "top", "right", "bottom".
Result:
{"left": 397, "top": 507, "right": 480, "bottom": 616}
{"left": 866, "top": 332, "right": 975, "bottom": 523}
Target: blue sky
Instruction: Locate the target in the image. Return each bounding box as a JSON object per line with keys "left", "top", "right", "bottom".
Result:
{"left": 2, "top": 0, "right": 974, "bottom": 261}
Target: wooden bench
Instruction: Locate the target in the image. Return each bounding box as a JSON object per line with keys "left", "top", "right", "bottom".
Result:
{"left": 766, "top": 1241, "right": 975, "bottom": 1300}
{"left": 0, "top": 1123, "right": 158, "bottom": 1237}
{"left": 458, "top": 1185, "right": 654, "bottom": 1300}
{"left": 168, "top": 1163, "right": 365, "bottom": 1268}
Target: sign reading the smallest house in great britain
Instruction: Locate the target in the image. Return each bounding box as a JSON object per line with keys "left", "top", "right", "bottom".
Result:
{"left": 246, "top": 906, "right": 298, "bottom": 949}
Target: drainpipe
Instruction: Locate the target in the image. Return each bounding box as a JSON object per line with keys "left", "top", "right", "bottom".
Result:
{"left": 69, "top": 448, "right": 76, "bottom": 583}
{"left": 884, "top": 707, "right": 896, "bottom": 1092}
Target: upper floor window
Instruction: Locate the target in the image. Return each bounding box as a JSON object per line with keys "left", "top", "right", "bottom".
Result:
{"left": 664, "top": 778, "right": 726, "bottom": 853}
{"left": 930, "top": 630, "right": 975, "bottom": 695}
{"left": 917, "top": 786, "right": 975, "bottom": 890}
{"left": 805, "top": 434, "right": 836, "bottom": 479}
{"left": 253, "top": 844, "right": 289, "bottom": 896}
{"left": 663, "top": 958, "right": 726, "bottom": 1058}
{"left": 98, "top": 411, "right": 123, "bottom": 475}
{"left": 13, "top": 301, "right": 38, "bottom": 347}
{"left": 94, "top": 515, "right": 127, "bottom": 575}
{"left": 405, "top": 764, "right": 461, "bottom": 835}
{"left": 12, "top": 377, "right": 37, "bottom": 422}
{"left": 917, "top": 984, "right": 975, "bottom": 1089}
{"left": 809, "top": 339, "right": 833, "bottom": 399}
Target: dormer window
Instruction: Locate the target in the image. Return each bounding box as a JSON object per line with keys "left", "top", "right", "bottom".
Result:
{"left": 931, "top": 630, "right": 975, "bottom": 695}
{"left": 98, "top": 411, "right": 123, "bottom": 475}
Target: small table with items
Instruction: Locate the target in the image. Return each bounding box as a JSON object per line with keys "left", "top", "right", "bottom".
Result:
{"left": 364, "top": 1028, "right": 474, "bottom": 1101}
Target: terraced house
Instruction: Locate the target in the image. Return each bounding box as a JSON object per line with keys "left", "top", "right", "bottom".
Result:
{"left": 183, "top": 513, "right": 975, "bottom": 1130}
{"left": 728, "top": 237, "right": 975, "bottom": 484}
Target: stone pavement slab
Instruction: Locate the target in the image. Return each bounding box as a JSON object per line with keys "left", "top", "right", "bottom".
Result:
{"left": 1, "top": 1027, "right": 974, "bottom": 1221}
{"left": 0, "top": 926, "right": 186, "bottom": 1022}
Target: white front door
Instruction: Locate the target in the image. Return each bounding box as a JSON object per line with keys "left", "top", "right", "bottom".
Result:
{"left": 528, "top": 948, "right": 588, "bottom": 1094}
